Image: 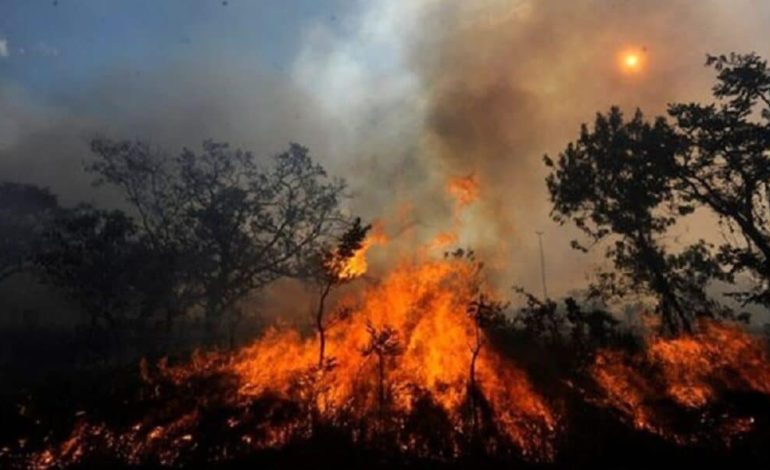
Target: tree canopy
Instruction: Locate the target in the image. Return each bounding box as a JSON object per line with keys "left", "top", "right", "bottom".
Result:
{"left": 546, "top": 53, "right": 770, "bottom": 332}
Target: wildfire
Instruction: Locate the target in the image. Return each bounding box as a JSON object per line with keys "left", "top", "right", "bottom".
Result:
{"left": 21, "top": 166, "right": 770, "bottom": 467}
{"left": 29, "top": 255, "right": 556, "bottom": 467}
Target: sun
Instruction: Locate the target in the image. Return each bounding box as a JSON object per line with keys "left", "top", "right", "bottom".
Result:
{"left": 620, "top": 50, "right": 644, "bottom": 73}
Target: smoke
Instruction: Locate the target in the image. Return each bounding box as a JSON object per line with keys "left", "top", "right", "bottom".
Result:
{"left": 0, "top": 60, "right": 335, "bottom": 207}
{"left": 292, "top": 0, "right": 770, "bottom": 295}
{"left": 1, "top": 0, "right": 769, "bottom": 300}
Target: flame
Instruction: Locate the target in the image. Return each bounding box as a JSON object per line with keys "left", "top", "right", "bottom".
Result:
{"left": 234, "top": 257, "right": 556, "bottom": 455}
{"left": 590, "top": 321, "right": 770, "bottom": 443}
{"left": 331, "top": 220, "right": 388, "bottom": 280}
{"left": 430, "top": 231, "right": 458, "bottom": 249}
{"left": 447, "top": 174, "right": 480, "bottom": 208}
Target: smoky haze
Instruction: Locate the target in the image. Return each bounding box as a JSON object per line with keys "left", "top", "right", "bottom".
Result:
{"left": 1, "top": 0, "right": 769, "bottom": 300}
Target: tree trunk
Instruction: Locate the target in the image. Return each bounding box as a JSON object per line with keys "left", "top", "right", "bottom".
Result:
{"left": 635, "top": 232, "right": 691, "bottom": 334}
{"left": 468, "top": 322, "right": 481, "bottom": 442}
{"left": 377, "top": 353, "right": 385, "bottom": 423}
{"left": 316, "top": 280, "right": 333, "bottom": 368}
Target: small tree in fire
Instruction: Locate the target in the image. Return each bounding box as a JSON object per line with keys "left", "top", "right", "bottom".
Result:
{"left": 362, "top": 320, "right": 404, "bottom": 424}
{"left": 312, "top": 217, "right": 371, "bottom": 368}
{"left": 466, "top": 293, "right": 506, "bottom": 442}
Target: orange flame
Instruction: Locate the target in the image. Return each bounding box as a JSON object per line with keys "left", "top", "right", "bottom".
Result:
{"left": 429, "top": 231, "right": 458, "bottom": 250}
{"left": 447, "top": 174, "right": 480, "bottom": 208}
{"left": 234, "top": 257, "right": 556, "bottom": 455}
{"left": 334, "top": 220, "right": 388, "bottom": 279}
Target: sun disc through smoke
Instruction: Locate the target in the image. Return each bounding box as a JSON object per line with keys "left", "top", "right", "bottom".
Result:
{"left": 620, "top": 49, "right": 644, "bottom": 74}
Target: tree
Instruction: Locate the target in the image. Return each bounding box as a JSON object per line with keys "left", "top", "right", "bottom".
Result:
{"left": 312, "top": 217, "right": 371, "bottom": 368}
{"left": 667, "top": 53, "right": 770, "bottom": 307}
{"left": 88, "top": 139, "right": 349, "bottom": 339}
{"left": 36, "top": 206, "right": 145, "bottom": 342}
{"left": 466, "top": 293, "right": 505, "bottom": 440}
{"left": 545, "top": 108, "right": 728, "bottom": 333}
{"left": 546, "top": 53, "right": 770, "bottom": 332}
{"left": 512, "top": 287, "right": 563, "bottom": 343}
{"left": 362, "top": 321, "right": 403, "bottom": 423}
{"left": 0, "top": 182, "right": 59, "bottom": 283}
{"left": 564, "top": 297, "right": 618, "bottom": 349}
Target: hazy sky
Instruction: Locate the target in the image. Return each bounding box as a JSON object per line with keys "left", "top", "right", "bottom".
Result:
{"left": 2, "top": 0, "right": 770, "bottom": 298}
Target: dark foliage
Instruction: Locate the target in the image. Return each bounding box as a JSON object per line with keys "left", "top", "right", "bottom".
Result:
{"left": 0, "top": 182, "right": 59, "bottom": 283}
{"left": 546, "top": 53, "right": 770, "bottom": 333}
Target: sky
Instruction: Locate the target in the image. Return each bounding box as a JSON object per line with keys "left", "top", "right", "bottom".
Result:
{"left": 2, "top": 0, "right": 770, "bottom": 300}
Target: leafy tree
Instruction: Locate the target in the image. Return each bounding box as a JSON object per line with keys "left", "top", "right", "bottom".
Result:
{"left": 547, "top": 53, "right": 770, "bottom": 331}
{"left": 667, "top": 53, "right": 770, "bottom": 307}
{"left": 563, "top": 297, "right": 618, "bottom": 348}
{"left": 36, "top": 206, "right": 145, "bottom": 338}
{"left": 0, "top": 182, "right": 59, "bottom": 283}
{"left": 512, "top": 287, "right": 564, "bottom": 343}
{"left": 545, "top": 108, "right": 729, "bottom": 333}
{"left": 88, "top": 139, "right": 349, "bottom": 338}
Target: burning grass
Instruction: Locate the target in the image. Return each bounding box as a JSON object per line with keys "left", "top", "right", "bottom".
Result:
{"left": 20, "top": 257, "right": 557, "bottom": 468}
{"left": 589, "top": 320, "right": 770, "bottom": 445}
{"left": 7, "top": 263, "right": 770, "bottom": 468}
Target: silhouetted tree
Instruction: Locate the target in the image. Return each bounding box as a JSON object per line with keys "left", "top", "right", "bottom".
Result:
{"left": 36, "top": 206, "right": 145, "bottom": 347}
{"left": 547, "top": 53, "right": 770, "bottom": 330}
{"left": 312, "top": 217, "right": 371, "bottom": 368}
{"left": 512, "top": 287, "right": 563, "bottom": 343}
{"left": 668, "top": 53, "right": 770, "bottom": 307}
{"left": 545, "top": 108, "right": 729, "bottom": 333}
{"left": 88, "top": 139, "right": 349, "bottom": 339}
{"left": 0, "top": 182, "right": 59, "bottom": 283}
{"left": 466, "top": 293, "right": 505, "bottom": 440}
{"left": 564, "top": 297, "right": 618, "bottom": 349}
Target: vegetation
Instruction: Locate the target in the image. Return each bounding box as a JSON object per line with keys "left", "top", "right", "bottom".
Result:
{"left": 545, "top": 52, "right": 770, "bottom": 333}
